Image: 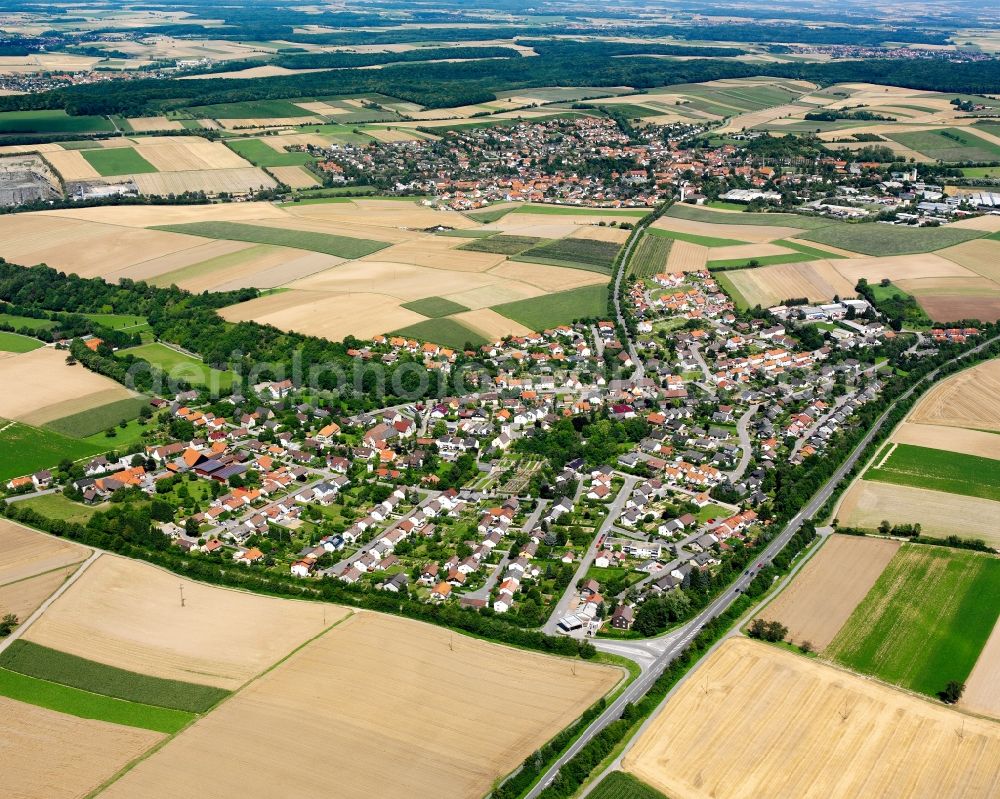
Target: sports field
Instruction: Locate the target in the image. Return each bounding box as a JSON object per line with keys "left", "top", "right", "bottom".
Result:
{"left": 624, "top": 638, "right": 1000, "bottom": 799}
{"left": 120, "top": 343, "right": 235, "bottom": 392}
{"left": 827, "top": 545, "right": 1000, "bottom": 697}
{"left": 98, "top": 612, "right": 621, "bottom": 799}
{"left": 865, "top": 443, "right": 1000, "bottom": 502}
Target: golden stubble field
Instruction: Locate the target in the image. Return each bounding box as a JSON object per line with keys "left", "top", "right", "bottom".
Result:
{"left": 624, "top": 638, "right": 1000, "bottom": 799}
{"left": 0, "top": 348, "right": 137, "bottom": 426}
{"left": 24, "top": 555, "right": 348, "bottom": 691}
{"left": 0, "top": 519, "right": 89, "bottom": 585}
{"left": 0, "top": 696, "right": 164, "bottom": 799}
{"left": 99, "top": 612, "right": 622, "bottom": 799}
{"left": 907, "top": 359, "right": 1000, "bottom": 433}
{"left": 758, "top": 535, "right": 901, "bottom": 650}
{"left": 724, "top": 259, "right": 857, "bottom": 307}
{"left": 963, "top": 621, "right": 1000, "bottom": 718}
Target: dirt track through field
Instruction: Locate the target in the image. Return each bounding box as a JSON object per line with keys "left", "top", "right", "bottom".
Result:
{"left": 759, "top": 535, "right": 900, "bottom": 650}
{"left": 25, "top": 554, "right": 348, "bottom": 690}
{"left": 99, "top": 612, "right": 621, "bottom": 799}
{"left": 624, "top": 638, "right": 1000, "bottom": 799}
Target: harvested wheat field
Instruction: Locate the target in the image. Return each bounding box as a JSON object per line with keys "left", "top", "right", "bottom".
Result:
{"left": 43, "top": 149, "right": 100, "bottom": 180}
{"left": 25, "top": 554, "right": 348, "bottom": 691}
{"left": 131, "top": 137, "right": 252, "bottom": 171}
{"left": 489, "top": 259, "right": 609, "bottom": 292}
{"left": 836, "top": 480, "right": 1000, "bottom": 546}
{"left": 0, "top": 563, "right": 80, "bottom": 622}
{"left": 832, "top": 253, "right": 974, "bottom": 285}
{"left": 99, "top": 612, "right": 621, "bottom": 799}
{"left": 361, "top": 238, "right": 507, "bottom": 271}
{"left": 892, "top": 422, "right": 1000, "bottom": 460}
{"left": 758, "top": 535, "right": 900, "bottom": 650}
{"left": 918, "top": 295, "right": 1000, "bottom": 323}
{"left": 105, "top": 239, "right": 252, "bottom": 284}
{"left": 366, "top": 127, "right": 422, "bottom": 142}
{"left": 0, "top": 519, "right": 88, "bottom": 586}
{"left": 285, "top": 199, "right": 478, "bottom": 232}
{"left": 133, "top": 167, "right": 277, "bottom": 196}
{"left": 707, "top": 242, "right": 795, "bottom": 261}
{"left": 963, "top": 620, "right": 1000, "bottom": 719}
{"left": 724, "top": 260, "right": 856, "bottom": 307}
{"left": 0, "top": 696, "right": 163, "bottom": 799}
{"left": 0, "top": 349, "right": 136, "bottom": 426}
{"left": 126, "top": 116, "right": 183, "bottom": 132}
{"left": 908, "top": 359, "right": 1000, "bottom": 432}
{"left": 153, "top": 245, "right": 340, "bottom": 293}
{"left": 268, "top": 165, "right": 319, "bottom": 188}
{"left": 624, "top": 638, "right": 1000, "bottom": 799}
{"left": 569, "top": 225, "right": 632, "bottom": 244}
{"left": 949, "top": 214, "right": 1000, "bottom": 233}
{"left": 38, "top": 201, "right": 288, "bottom": 227}
{"left": 652, "top": 216, "right": 804, "bottom": 244}
{"left": 221, "top": 289, "right": 426, "bottom": 340}
{"left": 452, "top": 308, "right": 535, "bottom": 338}
{"left": 666, "top": 240, "right": 709, "bottom": 271}
{"left": 939, "top": 239, "right": 1000, "bottom": 281}
{"left": 292, "top": 259, "right": 500, "bottom": 299}
{"left": 0, "top": 214, "right": 209, "bottom": 277}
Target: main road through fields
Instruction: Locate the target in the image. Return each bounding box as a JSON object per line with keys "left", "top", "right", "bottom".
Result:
{"left": 523, "top": 333, "right": 1000, "bottom": 798}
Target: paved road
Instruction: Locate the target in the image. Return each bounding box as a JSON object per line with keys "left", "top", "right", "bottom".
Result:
{"left": 6, "top": 488, "right": 60, "bottom": 503}
{"left": 542, "top": 476, "right": 640, "bottom": 635}
{"left": 724, "top": 403, "right": 759, "bottom": 482}
{"left": 464, "top": 500, "right": 549, "bottom": 603}
{"left": 689, "top": 344, "right": 716, "bottom": 391}
{"left": 523, "top": 333, "right": 1000, "bottom": 798}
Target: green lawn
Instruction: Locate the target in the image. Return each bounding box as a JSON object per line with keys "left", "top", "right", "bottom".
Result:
{"left": 400, "top": 297, "right": 470, "bottom": 318}
{"left": 492, "top": 284, "right": 609, "bottom": 330}
{"left": 83, "top": 312, "right": 150, "bottom": 332}
{"left": 458, "top": 234, "right": 545, "bottom": 255}
{"left": 14, "top": 492, "right": 103, "bottom": 524}
{"left": 153, "top": 221, "right": 388, "bottom": 259}
{"left": 119, "top": 343, "right": 235, "bottom": 392}
{"left": 889, "top": 128, "right": 1000, "bottom": 163}
{"left": 827, "top": 545, "right": 1000, "bottom": 698}
{"left": 629, "top": 234, "right": 672, "bottom": 278}
{"left": 0, "top": 668, "right": 193, "bottom": 734}
{"left": 0, "top": 331, "right": 42, "bottom": 352}
{"left": 800, "top": 224, "right": 984, "bottom": 257}
{"left": 81, "top": 147, "right": 159, "bottom": 176}
{"left": 0, "top": 313, "right": 56, "bottom": 332}
{"left": 648, "top": 226, "right": 747, "bottom": 248}
{"left": 44, "top": 396, "right": 150, "bottom": 439}
{"left": 865, "top": 443, "right": 1000, "bottom": 502}
{"left": 226, "top": 138, "right": 313, "bottom": 167}
{"left": 0, "top": 422, "right": 102, "bottom": 482}
{"left": 589, "top": 772, "right": 668, "bottom": 799}
{"left": 0, "top": 641, "right": 229, "bottom": 714}
{"left": 389, "top": 318, "right": 486, "bottom": 349}
{"left": 0, "top": 110, "right": 113, "bottom": 135}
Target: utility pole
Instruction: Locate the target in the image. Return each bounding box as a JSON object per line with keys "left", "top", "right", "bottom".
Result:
{"left": 178, "top": 584, "right": 185, "bottom": 608}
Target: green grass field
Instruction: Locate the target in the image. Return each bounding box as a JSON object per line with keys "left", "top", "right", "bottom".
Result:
{"left": 517, "top": 237, "right": 621, "bottom": 272}
{"left": 0, "top": 668, "right": 193, "bottom": 734}
{"left": 961, "top": 166, "right": 1000, "bottom": 178}
{"left": 827, "top": 545, "right": 1000, "bottom": 698}
{"left": 83, "top": 312, "right": 150, "bottom": 333}
{"left": 628, "top": 234, "right": 672, "bottom": 278}
{"left": 226, "top": 138, "right": 313, "bottom": 167}
{"left": 389, "top": 318, "right": 486, "bottom": 349}
{"left": 0, "top": 313, "right": 56, "bottom": 332}
{"left": 458, "top": 234, "right": 544, "bottom": 255}
{"left": 0, "top": 331, "right": 42, "bottom": 352}
{"left": 889, "top": 129, "right": 1000, "bottom": 162}
{"left": 14, "top": 492, "right": 103, "bottom": 524}
{"left": 186, "top": 99, "right": 316, "bottom": 119}
{"left": 120, "top": 343, "right": 235, "bottom": 392}
{"left": 0, "top": 421, "right": 102, "bottom": 481}
{"left": 648, "top": 226, "right": 747, "bottom": 248}
{"left": 81, "top": 147, "right": 159, "bottom": 176}
{"left": 153, "top": 221, "right": 388, "bottom": 259}
{"left": 665, "top": 203, "right": 833, "bottom": 230}
{"left": 399, "top": 297, "right": 470, "bottom": 317}
{"left": 0, "top": 110, "right": 113, "bottom": 135}
{"left": 589, "top": 772, "right": 668, "bottom": 799}
{"left": 865, "top": 443, "right": 1000, "bottom": 502}
{"left": 800, "top": 224, "right": 984, "bottom": 256}
{"left": 0, "top": 641, "right": 228, "bottom": 714}
{"left": 492, "top": 284, "right": 609, "bottom": 330}
{"left": 44, "top": 396, "right": 150, "bottom": 439}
